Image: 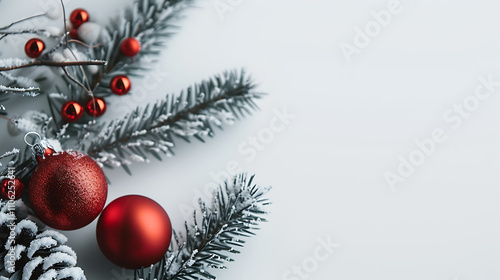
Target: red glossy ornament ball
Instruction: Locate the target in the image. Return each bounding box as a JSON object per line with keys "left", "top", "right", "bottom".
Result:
{"left": 96, "top": 195, "right": 172, "bottom": 268}
{"left": 110, "top": 75, "right": 131, "bottom": 95}
{"left": 61, "top": 100, "right": 84, "bottom": 123}
{"left": 120, "top": 37, "right": 141, "bottom": 57}
{"left": 70, "top": 8, "right": 89, "bottom": 28}
{"left": 1, "top": 178, "right": 24, "bottom": 200}
{"left": 85, "top": 97, "right": 107, "bottom": 117}
{"left": 24, "top": 38, "right": 45, "bottom": 58}
{"left": 29, "top": 150, "right": 108, "bottom": 230}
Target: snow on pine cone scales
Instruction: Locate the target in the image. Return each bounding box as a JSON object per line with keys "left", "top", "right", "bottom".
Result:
{"left": 0, "top": 198, "right": 85, "bottom": 280}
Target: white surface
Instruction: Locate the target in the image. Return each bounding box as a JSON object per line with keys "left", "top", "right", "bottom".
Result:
{"left": 2, "top": 0, "right": 500, "bottom": 279}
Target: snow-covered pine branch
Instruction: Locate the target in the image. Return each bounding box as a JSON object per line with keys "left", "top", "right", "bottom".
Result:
{"left": 135, "top": 173, "right": 271, "bottom": 280}
{"left": 0, "top": 59, "right": 31, "bottom": 69}
{"left": 0, "top": 85, "right": 40, "bottom": 96}
{"left": 89, "top": 0, "right": 194, "bottom": 95}
{"left": 78, "top": 69, "right": 263, "bottom": 174}
{"left": 0, "top": 148, "right": 19, "bottom": 161}
{"left": 0, "top": 72, "right": 39, "bottom": 89}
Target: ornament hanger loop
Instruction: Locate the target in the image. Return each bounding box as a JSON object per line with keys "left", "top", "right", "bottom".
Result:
{"left": 24, "top": 132, "right": 55, "bottom": 161}
{"left": 24, "top": 132, "right": 41, "bottom": 147}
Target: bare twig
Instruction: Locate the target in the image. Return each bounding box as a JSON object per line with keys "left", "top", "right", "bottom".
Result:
{"left": 62, "top": 67, "right": 92, "bottom": 96}
{"left": 0, "top": 29, "right": 54, "bottom": 42}
{"left": 60, "top": 0, "right": 68, "bottom": 46}
{"left": 0, "top": 13, "right": 45, "bottom": 30}
{"left": 0, "top": 60, "right": 107, "bottom": 72}
{"left": 0, "top": 115, "right": 15, "bottom": 123}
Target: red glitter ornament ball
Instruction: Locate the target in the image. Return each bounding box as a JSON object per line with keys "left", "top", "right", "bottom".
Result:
{"left": 61, "top": 100, "right": 84, "bottom": 123}
{"left": 24, "top": 38, "right": 45, "bottom": 58}
{"left": 1, "top": 178, "right": 24, "bottom": 200}
{"left": 96, "top": 195, "right": 172, "bottom": 269}
{"left": 110, "top": 75, "right": 131, "bottom": 95}
{"left": 120, "top": 37, "right": 141, "bottom": 57}
{"left": 29, "top": 150, "right": 108, "bottom": 230}
{"left": 85, "top": 97, "right": 107, "bottom": 117}
{"left": 69, "top": 9, "right": 89, "bottom": 28}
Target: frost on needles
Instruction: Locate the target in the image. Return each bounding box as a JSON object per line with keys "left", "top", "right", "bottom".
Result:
{"left": 136, "top": 174, "right": 271, "bottom": 280}
{"left": 67, "top": 69, "right": 264, "bottom": 174}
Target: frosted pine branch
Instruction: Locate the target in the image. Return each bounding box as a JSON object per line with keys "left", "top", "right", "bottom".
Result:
{"left": 0, "top": 72, "right": 39, "bottom": 89}
{"left": 135, "top": 174, "right": 271, "bottom": 280}
{"left": 0, "top": 148, "right": 19, "bottom": 160}
{"left": 79, "top": 69, "right": 264, "bottom": 173}
{"left": 89, "top": 0, "right": 194, "bottom": 94}
{"left": 0, "top": 148, "right": 19, "bottom": 167}
{"left": 9, "top": 111, "right": 51, "bottom": 136}
{"left": 0, "top": 59, "right": 31, "bottom": 69}
{"left": 0, "top": 85, "right": 40, "bottom": 96}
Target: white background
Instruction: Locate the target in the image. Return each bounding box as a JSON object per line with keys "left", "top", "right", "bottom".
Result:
{"left": 2, "top": 0, "right": 500, "bottom": 279}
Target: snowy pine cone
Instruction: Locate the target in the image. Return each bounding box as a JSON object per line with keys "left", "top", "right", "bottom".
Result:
{"left": 0, "top": 199, "right": 85, "bottom": 280}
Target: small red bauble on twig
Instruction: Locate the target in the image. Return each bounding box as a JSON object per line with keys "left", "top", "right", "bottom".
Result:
{"left": 120, "top": 37, "right": 141, "bottom": 57}
{"left": 61, "top": 100, "right": 84, "bottom": 122}
{"left": 85, "top": 97, "right": 107, "bottom": 117}
{"left": 110, "top": 75, "right": 131, "bottom": 95}
{"left": 69, "top": 8, "right": 89, "bottom": 28}
{"left": 1, "top": 178, "right": 24, "bottom": 200}
{"left": 24, "top": 38, "right": 45, "bottom": 58}
{"left": 96, "top": 195, "right": 172, "bottom": 268}
{"left": 69, "top": 28, "right": 80, "bottom": 40}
